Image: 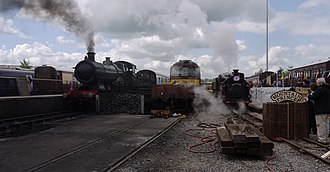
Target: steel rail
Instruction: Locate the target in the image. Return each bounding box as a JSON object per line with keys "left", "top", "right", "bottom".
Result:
{"left": 302, "top": 137, "right": 330, "bottom": 150}
{"left": 272, "top": 137, "right": 330, "bottom": 166}
{"left": 105, "top": 118, "right": 181, "bottom": 172}
{"left": 24, "top": 117, "right": 152, "bottom": 172}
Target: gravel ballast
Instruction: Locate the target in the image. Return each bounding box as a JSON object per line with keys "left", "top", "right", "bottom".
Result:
{"left": 115, "top": 113, "right": 330, "bottom": 172}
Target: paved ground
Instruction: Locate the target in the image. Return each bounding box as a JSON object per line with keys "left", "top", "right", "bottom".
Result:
{"left": 0, "top": 114, "right": 178, "bottom": 172}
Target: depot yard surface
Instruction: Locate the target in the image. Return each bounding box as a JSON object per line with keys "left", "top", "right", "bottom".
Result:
{"left": 0, "top": 112, "right": 329, "bottom": 172}
{"left": 115, "top": 113, "right": 330, "bottom": 172}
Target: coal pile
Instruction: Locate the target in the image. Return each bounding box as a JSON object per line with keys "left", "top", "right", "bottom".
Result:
{"left": 99, "top": 93, "right": 142, "bottom": 114}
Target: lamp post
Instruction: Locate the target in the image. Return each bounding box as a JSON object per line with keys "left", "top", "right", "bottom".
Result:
{"left": 266, "top": 0, "right": 269, "bottom": 72}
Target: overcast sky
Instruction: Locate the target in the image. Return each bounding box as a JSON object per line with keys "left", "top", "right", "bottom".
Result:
{"left": 1, "top": 0, "right": 330, "bottom": 78}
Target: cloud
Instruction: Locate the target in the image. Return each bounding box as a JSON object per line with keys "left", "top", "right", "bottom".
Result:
{"left": 271, "top": 11, "right": 330, "bottom": 36}
{"left": 191, "top": 0, "right": 267, "bottom": 22}
{"left": 293, "top": 43, "right": 330, "bottom": 63}
{"left": 298, "top": 0, "right": 330, "bottom": 10}
{"left": 56, "top": 36, "right": 76, "bottom": 45}
{"left": 0, "top": 17, "right": 27, "bottom": 38}
{"left": 236, "top": 40, "right": 247, "bottom": 51}
{"left": 2, "top": 0, "right": 330, "bottom": 80}
{"left": 0, "top": 42, "right": 83, "bottom": 70}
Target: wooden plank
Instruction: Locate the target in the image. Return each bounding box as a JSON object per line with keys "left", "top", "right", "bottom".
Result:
{"left": 321, "top": 151, "right": 330, "bottom": 159}
{"left": 248, "top": 112, "right": 263, "bottom": 120}
{"left": 235, "top": 148, "right": 247, "bottom": 154}
{"left": 250, "top": 124, "right": 275, "bottom": 149}
{"left": 234, "top": 142, "right": 247, "bottom": 149}
{"left": 216, "top": 127, "right": 234, "bottom": 147}
{"left": 220, "top": 147, "right": 235, "bottom": 154}
{"left": 225, "top": 123, "right": 246, "bottom": 142}
{"left": 247, "top": 148, "right": 273, "bottom": 156}
{"left": 247, "top": 142, "right": 260, "bottom": 148}
{"left": 246, "top": 148, "right": 261, "bottom": 156}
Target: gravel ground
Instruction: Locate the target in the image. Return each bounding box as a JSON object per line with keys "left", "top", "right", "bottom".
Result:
{"left": 115, "top": 112, "right": 330, "bottom": 172}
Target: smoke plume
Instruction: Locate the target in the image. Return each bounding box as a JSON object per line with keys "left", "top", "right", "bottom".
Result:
{"left": 0, "top": 0, "right": 94, "bottom": 51}
{"left": 193, "top": 85, "right": 231, "bottom": 116}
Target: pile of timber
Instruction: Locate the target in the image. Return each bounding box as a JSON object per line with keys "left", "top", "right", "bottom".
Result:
{"left": 217, "top": 123, "right": 274, "bottom": 156}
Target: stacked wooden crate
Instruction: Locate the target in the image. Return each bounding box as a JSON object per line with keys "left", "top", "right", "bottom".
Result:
{"left": 217, "top": 123, "right": 274, "bottom": 156}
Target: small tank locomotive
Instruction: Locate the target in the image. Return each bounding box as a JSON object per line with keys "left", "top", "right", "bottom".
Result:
{"left": 213, "top": 69, "right": 251, "bottom": 105}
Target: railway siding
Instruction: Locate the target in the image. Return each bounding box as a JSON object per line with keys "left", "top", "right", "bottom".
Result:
{"left": 0, "top": 114, "right": 178, "bottom": 172}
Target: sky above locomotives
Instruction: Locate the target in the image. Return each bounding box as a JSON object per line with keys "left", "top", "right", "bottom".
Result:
{"left": 1, "top": 0, "right": 330, "bottom": 78}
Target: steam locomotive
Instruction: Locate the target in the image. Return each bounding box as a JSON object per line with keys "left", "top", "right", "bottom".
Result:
{"left": 67, "top": 52, "right": 156, "bottom": 95}
{"left": 66, "top": 52, "right": 156, "bottom": 113}
{"left": 212, "top": 69, "right": 251, "bottom": 105}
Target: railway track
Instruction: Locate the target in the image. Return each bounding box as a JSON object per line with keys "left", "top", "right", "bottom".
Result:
{"left": 235, "top": 111, "right": 263, "bottom": 132}
{"left": 0, "top": 114, "right": 180, "bottom": 172}
{"left": 105, "top": 117, "right": 180, "bottom": 172}
{"left": 0, "top": 111, "right": 90, "bottom": 138}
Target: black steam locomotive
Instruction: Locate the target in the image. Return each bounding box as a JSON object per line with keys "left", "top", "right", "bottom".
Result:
{"left": 66, "top": 52, "right": 156, "bottom": 113}
{"left": 70, "top": 52, "right": 156, "bottom": 94}
{"left": 212, "top": 69, "right": 251, "bottom": 105}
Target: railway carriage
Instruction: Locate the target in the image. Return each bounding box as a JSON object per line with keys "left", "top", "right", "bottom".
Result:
{"left": 0, "top": 66, "right": 66, "bottom": 96}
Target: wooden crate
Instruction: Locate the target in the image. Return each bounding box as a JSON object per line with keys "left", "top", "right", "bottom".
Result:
{"left": 263, "top": 102, "right": 309, "bottom": 140}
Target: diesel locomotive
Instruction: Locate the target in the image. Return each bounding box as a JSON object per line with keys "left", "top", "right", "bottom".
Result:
{"left": 170, "top": 60, "right": 201, "bottom": 85}
{"left": 151, "top": 60, "right": 200, "bottom": 116}
{"left": 213, "top": 69, "right": 251, "bottom": 105}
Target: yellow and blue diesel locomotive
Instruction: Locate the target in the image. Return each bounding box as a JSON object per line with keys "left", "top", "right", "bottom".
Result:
{"left": 151, "top": 60, "right": 201, "bottom": 116}
{"left": 170, "top": 60, "right": 201, "bottom": 85}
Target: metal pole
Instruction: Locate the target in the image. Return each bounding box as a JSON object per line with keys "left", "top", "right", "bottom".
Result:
{"left": 266, "top": 0, "right": 269, "bottom": 72}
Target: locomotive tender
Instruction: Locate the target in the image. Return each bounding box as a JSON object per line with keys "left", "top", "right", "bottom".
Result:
{"left": 213, "top": 69, "right": 251, "bottom": 105}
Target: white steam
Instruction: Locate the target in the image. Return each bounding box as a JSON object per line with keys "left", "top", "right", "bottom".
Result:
{"left": 192, "top": 85, "right": 231, "bottom": 116}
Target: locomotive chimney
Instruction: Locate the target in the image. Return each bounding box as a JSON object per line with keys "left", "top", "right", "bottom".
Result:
{"left": 233, "top": 69, "right": 239, "bottom": 75}
{"left": 86, "top": 52, "right": 96, "bottom": 62}
{"left": 103, "top": 57, "right": 113, "bottom": 65}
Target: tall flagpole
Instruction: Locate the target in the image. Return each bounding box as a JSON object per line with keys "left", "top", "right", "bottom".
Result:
{"left": 266, "top": 0, "right": 269, "bottom": 72}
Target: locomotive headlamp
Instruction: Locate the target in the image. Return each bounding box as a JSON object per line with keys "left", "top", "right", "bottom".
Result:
{"left": 233, "top": 76, "right": 240, "bottom": 81}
